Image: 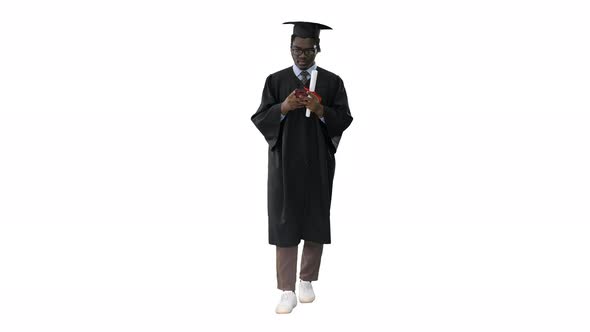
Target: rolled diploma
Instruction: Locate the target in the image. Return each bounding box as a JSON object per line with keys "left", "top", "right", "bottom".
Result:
{"left": 306, "top": 69, "right": 318, "bottom": 117}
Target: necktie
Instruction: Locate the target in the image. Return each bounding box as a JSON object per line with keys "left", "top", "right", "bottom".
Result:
{"left": 300, "top": 70, "right": 310, "bottom": 86}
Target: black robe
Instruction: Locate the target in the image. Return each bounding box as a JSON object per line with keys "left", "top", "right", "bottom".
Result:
{"left": 251, "top": 66, "right": 353, "bottom": 247}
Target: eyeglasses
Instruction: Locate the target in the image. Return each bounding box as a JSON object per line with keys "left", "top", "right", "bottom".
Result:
{"left": 291, "top": 47, "right": 317, "bottom": 56}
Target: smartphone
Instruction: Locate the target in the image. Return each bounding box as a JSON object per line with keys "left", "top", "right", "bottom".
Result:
{"left": 294, "top": 88, "right": 308, "bottom": 98}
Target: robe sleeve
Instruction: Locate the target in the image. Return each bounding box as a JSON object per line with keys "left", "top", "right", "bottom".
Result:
{"left": 320, "top": 75, "right": 353, "bottom": 154}
{"left": 251, "top": 75, "right": 284, "bottom": 151}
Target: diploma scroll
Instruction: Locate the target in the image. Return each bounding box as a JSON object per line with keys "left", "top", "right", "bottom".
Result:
{"left": 306, "top": 70, "right": 318, "bottom": 117}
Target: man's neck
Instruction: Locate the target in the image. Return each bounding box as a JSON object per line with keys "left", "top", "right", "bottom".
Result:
{"left": 298, "top": 62, "right": 315, "bottom": 70}
{"left": 293, "top": 62, "right": 317, "bottom": 76}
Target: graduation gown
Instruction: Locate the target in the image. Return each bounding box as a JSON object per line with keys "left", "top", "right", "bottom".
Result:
{"left": 251, "top": 66, "right": 353, "bottom": 247}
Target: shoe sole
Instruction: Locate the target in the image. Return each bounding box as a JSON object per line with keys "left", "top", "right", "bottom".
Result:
{"left": 299, "top": 296, "right": 315, "bottom": 303}
{"left": 276, "top": 307, "right": 295, "bottom": 314}
{"left": 276, "top": 303, "right": 297, "bottom": 314}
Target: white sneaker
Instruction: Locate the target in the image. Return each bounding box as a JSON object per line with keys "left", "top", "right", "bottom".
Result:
{"left": 298, "top": 280, "right": 315, "bottom": 303}
{"left": 275, "top": 291, "right": 297, "bottom": 314}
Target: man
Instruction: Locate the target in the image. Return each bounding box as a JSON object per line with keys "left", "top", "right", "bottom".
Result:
{"left": 251, "top": 21, "right": 353, "bottom": 314}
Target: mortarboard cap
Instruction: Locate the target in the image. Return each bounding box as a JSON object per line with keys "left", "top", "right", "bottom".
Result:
{"left": 283, "top": 21, "right": 332, "bottom": 39}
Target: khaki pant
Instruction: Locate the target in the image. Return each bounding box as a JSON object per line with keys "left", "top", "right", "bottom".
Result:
{"left": 276, "top": 240, "right": 324, "bottom": 291}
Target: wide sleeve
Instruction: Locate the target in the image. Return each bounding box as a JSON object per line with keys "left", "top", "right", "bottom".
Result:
{"left": 320, "top": 76, "right": 353, "bottom": 154}
{"left": 251, "top": 75, "right": 284, "bottom": 151}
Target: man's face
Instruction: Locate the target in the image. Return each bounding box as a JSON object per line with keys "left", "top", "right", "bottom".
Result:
{"left": 291, "top": 37, "right": 317, "bottom": 70}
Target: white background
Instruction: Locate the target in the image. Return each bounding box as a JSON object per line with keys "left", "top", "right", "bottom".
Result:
{"left": 1, "top": 0, "right": 589, "bottom": 331}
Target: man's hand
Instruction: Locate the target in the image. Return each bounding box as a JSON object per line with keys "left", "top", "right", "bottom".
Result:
{"left": 300, "top": 92, "right": 324, "bottom": 118}
{"left": 281, "top": 90, "right": 306, "bottom": 115}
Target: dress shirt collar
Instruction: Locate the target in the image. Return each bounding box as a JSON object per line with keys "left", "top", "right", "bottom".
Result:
{"left": 292, "top": 62, "right": 318, "bottom": 78}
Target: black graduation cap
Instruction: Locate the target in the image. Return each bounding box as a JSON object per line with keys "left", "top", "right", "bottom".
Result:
{"left": 283, "top": 21, "right": 332, "bottom": 39}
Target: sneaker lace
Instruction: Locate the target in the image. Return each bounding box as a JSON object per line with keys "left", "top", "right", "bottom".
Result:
{"left": 281, "top": 292, "right": 293, "bottom": 302}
